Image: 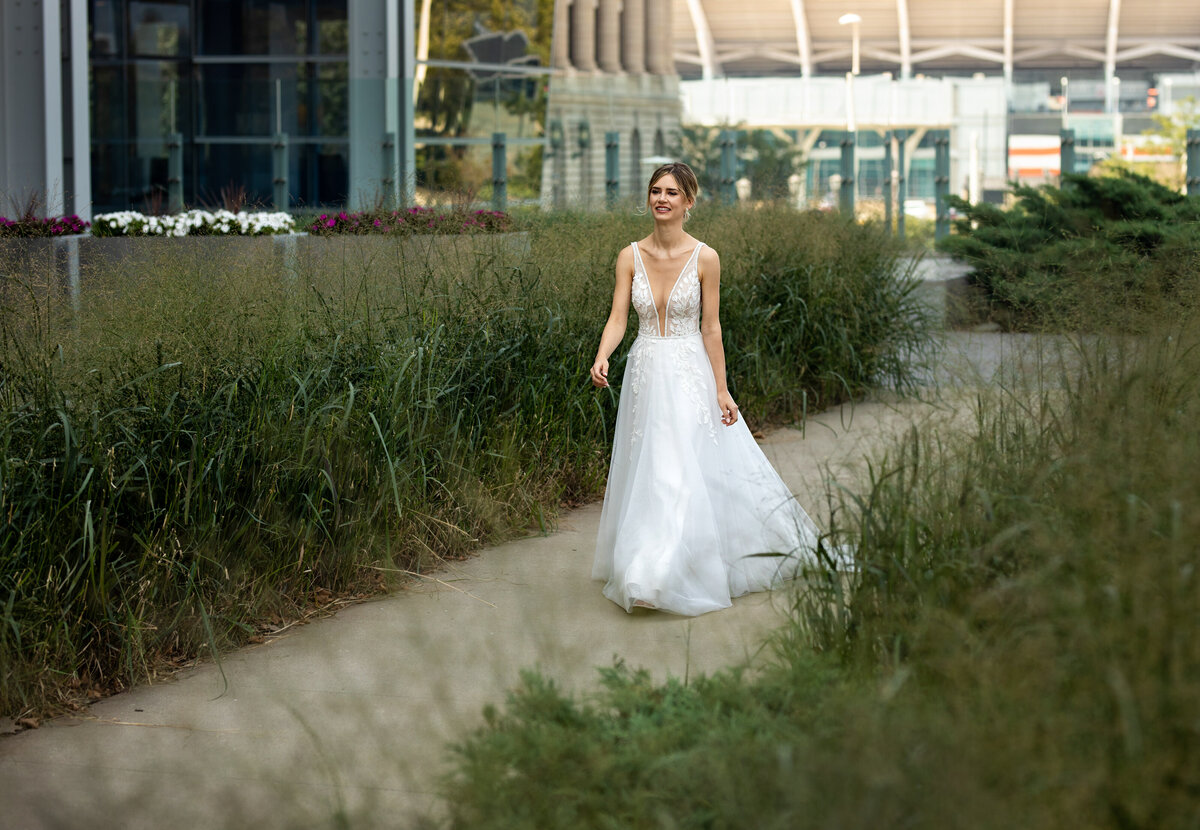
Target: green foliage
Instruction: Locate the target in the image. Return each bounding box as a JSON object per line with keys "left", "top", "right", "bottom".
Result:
{"left": 676, "top": 125, "right": 807, "bottom": 202}
{"left": 1098, "top": 96, "right": 1200, "bottom": 190}
{"left": 937, "top": 170, "right": 1200, "bottom": 329}
{"left": 441, "top": 314, "right": 1200, "bottom": 830}
{"left": 0, "top": 207, "right": 931, "bottom": 715}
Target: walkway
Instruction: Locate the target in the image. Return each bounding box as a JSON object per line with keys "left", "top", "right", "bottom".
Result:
{"left": 0, "top": 332, "right": 1030, "bottom": 829}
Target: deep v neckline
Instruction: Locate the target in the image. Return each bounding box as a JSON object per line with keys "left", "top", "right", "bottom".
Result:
{"left": 634, "top": 241, "right": 702, "bottom": 336}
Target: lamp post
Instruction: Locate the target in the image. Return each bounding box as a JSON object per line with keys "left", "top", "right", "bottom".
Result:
{"left": 838, "top": 13, "right": 862, "bottom": 76}
{"left": 838, "top": 13, "right": 861, "bottom": 218}
{"left": 1061, "top": 76, "right": 1069, "bottom": 130}
{"left": 1112, "top": 76, "right": 1123, "bottom": 160}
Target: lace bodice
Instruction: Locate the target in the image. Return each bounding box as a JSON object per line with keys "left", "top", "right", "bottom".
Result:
{"left": 630, "top": 241, "right": 704, "bottom": 337}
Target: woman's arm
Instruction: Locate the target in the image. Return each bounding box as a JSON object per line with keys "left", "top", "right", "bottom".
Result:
{"left": 698, "top": 246, "right": 739, "bottom": 425}
{"left": 590, "top": 246, "right": 635, "bottom": 388}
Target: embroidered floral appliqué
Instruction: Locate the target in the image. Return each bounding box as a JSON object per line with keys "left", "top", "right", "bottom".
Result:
{"left": 624, "top": 342, "right": 650, "bottom": 460}
{"left": 672, "top": 338, "right": 718, "bottom": 445}
{"left": 666, "top": 268, "right": 701, "bottom": 337}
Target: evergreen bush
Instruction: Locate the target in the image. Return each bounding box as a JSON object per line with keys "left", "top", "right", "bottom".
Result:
{"left": 937, "top": 170, "right": 1200, "bottom": 329}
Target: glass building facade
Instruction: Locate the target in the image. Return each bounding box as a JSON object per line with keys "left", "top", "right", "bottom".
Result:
{"left": 87, "top": 0, "right": 550, "bottom": 212}
{"left": 90, "top": 0, "right": 350, "bottom": 211}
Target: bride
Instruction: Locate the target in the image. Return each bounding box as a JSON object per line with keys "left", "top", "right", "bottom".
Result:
{"left": 589, "top": 162, "right": 839, "bottom": 616}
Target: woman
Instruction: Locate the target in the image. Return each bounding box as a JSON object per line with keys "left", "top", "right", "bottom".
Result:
{"left": 590, "top": 162, "right": 834, "bottom": 616}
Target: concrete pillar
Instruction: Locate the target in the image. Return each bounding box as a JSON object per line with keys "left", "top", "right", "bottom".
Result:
{"left": 551, "top": 0, "right": 572, "bottom": 70}
{"left": 645, "top": 0, "right": 671, "bottom": 75}
{"left": 597, "top": 0, "right": 623, "bottom": 74}
{"left": 621, "top": 0, "right": 645, "bottom": 74}
{"left": 571, "top": 0, "right": 599, "bottom": 73}
{"left": 0, "top": 0, "right": 67, "bottom": 216}
{"left": 348, "top": 0, "right": 397, "bottom": 209}
{"left": 68, "top": 0, "right": 91, "bottom": 219}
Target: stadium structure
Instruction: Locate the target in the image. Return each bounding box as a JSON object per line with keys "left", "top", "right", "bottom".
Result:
{"left": 2, "top": 1, "right": 1199, "bottom": 217}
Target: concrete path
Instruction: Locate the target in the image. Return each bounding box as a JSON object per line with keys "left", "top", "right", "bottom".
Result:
{"left": 0, "top": 332, "right": 1035, "bottom": 829}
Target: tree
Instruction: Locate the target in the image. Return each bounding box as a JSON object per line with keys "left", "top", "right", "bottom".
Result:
{"left": 1099, "top": 95, "right": 1200, "bottom": 191}
{"left": 673, "top": 125, "right": 807, "bottom": 203}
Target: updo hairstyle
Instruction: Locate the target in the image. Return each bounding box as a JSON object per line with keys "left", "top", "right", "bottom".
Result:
{"left": 646, "top": 162, "right": 699, "bottom": 207}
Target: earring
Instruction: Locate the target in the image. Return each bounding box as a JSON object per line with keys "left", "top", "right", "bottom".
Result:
{"left": 685, "top": 208, "right": 692, "bottom": 220}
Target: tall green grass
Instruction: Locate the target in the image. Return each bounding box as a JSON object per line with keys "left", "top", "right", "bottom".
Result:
{"left": 0, "top": 208, "right": 931, "bottom": 715}
{"left": 438, "top": 312, "right": 1200, "bottom": 829}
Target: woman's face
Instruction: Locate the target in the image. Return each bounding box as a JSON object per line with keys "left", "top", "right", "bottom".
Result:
{"left": 648, "top": 173, "right": 693, "bottom": 223}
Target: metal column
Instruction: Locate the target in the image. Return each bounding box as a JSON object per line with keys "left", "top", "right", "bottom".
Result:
{"left": 719, "top": 130, "right": 737, "bottom": 205}
{"left": 1060, "top": 128, "right": 1076, "bottom": 184}
{"left": 883, "top": 130, "right": 893, "bottom": 232}
{"left": 491, "top": 132, "right": 507, "bottom": 212}
{"left": 167, "top": 132, "right": 184, "bottom": 213}
{"left": 549, "top": 119, "right": 565, "bottom": 209}
{"left": 1187, "top": 129, "right": 1200, "bottom": 197}
{"left": 895, "top": 128, "right": 908, "bottom": 240}
{"left": 272, "top": 133, "right": 289, "bottom": 210}
{"left": 934, "top": 129, "right": 950, "bottom": 241}
{"left": 605, "top": 131, "right": 619, "bottom": 208}
{"left": 839, "top": 132, "right": 855, "bottom": 218}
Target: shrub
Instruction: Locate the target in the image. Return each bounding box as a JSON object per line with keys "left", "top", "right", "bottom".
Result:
{"left": 937, "top": 170, "right": 1200, "bottom": 329}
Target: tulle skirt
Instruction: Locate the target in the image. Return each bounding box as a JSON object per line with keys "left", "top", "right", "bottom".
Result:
{"left": 593, "top": 333, "right": 834, "bottom": 616}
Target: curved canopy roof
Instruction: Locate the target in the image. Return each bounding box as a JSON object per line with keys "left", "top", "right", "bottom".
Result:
{"left": 672, "top": 0, "right": 1200, "bottom": 79}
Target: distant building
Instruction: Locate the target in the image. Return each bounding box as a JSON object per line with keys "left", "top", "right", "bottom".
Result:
{"left": 2, "top": 1, "right": 1198, "bottom": 218}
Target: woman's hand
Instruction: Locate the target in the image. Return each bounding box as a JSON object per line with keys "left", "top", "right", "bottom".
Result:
{"left": 717, "top": 390, "right": 739, "bottom": 426}
{"left": 591, "top": 358, "right": 610, "bottom": 388}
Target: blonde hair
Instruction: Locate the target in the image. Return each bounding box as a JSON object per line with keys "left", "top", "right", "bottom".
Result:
{"left": 647, "top": 162, "right": 699, "bottom": 206}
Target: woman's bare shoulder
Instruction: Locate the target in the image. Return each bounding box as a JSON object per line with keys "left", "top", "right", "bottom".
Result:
{"left": 697, "top": 243, "right": 720, "bottom": 268}
{"left": 614, "top": 243, "right": 635, "bottom": 275}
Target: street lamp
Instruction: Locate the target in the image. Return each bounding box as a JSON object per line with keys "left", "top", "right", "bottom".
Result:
{"left": 839, "top": 13, "right": 862, "bottom": 76}
{"left": 1061, "top": 76, "right": 1069, "bottom": 129}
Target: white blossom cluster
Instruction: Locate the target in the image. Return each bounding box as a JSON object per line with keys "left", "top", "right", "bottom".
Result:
{"left": 91, "top": 210, "right": 295, "bottom": 237}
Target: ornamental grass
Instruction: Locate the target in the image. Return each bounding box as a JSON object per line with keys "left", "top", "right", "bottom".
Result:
{"left": 440, "top": 305, "right": 1200, "bottom": 830}
{"left": 0, "top": 207, "right": 932, "bottom": 716}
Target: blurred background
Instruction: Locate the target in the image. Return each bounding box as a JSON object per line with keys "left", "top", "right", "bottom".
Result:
{"left": 3, "top": 0, "right": 1198, "bottom": 217}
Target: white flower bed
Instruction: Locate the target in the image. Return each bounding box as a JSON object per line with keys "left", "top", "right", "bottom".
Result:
{"left": 91, "top": 210, "right": 295, "bottom": 237}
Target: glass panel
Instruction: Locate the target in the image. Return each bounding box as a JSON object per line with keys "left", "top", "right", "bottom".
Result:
{"left": 196, "top": 64, "right": 302, "bottom": 137}
{"left": 91, "top": 65, "right": 128, "bottom": 141}
{"left": 198, "top": 0, "right": 308, "bottom": 56}
{"left": 315, "top": 0, "right": 348, "bottom": 55}
{"left": 194, "top": 143, "right": 274, "bottom": 205}
{"left": 129, "top": 1, "right": 189, "bottom": 58}
{"left": 858, "top": 158, "right": 886, "bottom": 198}
{"left": 290, "top": 143, "right": 349, "bottom": 206}
{"left": 316, "top": 63, "right": 349, "bottom": 137}
{"left": 91, "top": 141, "right": 175, "bottom": 213}
{"left": 91, "top": 0, "right": 123, "bottom": 57}
{"left": 908, "top": 157, "right": 936, "bottom": 199}
{"left": 134, "top": 62, "right": 186, "bottom": 138}
{"left": 91, "top": 143, "right": 132, "bottom": 212}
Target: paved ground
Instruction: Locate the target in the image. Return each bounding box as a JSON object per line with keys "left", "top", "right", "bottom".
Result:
{"left": 0, "top": 331, "right": 1044, "bottom": 829}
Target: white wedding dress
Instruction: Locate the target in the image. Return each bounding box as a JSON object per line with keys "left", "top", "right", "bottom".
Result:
{"left": 593, "top": 241, "right": 841, "bottom": 616}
